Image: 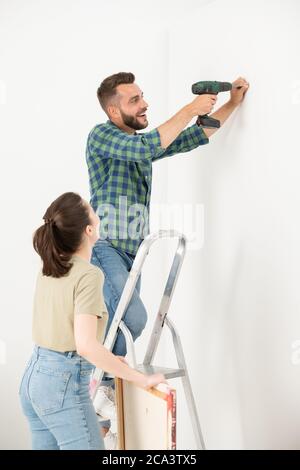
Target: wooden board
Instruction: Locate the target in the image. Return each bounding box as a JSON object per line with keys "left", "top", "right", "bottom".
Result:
{"left": 116, "top": 379, "right": 176, "bottom": 450}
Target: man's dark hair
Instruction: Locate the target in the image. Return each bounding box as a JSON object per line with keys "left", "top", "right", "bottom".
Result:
{"left": 97, "top": 72, "right": 135, "bottom": 113}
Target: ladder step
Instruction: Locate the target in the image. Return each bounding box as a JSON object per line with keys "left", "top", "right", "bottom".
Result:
{"left": 137, "top": 364, "right": 185, "bottom": 379}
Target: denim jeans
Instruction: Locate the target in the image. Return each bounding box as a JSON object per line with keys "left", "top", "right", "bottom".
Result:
{"left": 91, "top": 240, "right": 148, "bottom": 430}
{"left": 19, "top": 346, "right": 104, "bottom": 450}
{"left": 91, "top": 239, "right": 148, "bottom": 357}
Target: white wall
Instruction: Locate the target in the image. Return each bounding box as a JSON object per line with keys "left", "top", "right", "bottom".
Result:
{"left": 0, "top": 0, "right": 173, "bottom": 449}
{"left": 165, "top": 0, "right": 300, "bottom": 450}
{"left": 1, "top": 0, "right": 300, "bottom": 450}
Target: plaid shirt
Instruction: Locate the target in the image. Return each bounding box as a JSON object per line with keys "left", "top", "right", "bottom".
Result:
{"left": 86, "top": 119, "right": 209, "bottom": 256}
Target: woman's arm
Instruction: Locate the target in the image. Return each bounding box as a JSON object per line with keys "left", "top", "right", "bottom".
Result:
{"left": 74, "top": 314, "right": 165, "bottom": 389}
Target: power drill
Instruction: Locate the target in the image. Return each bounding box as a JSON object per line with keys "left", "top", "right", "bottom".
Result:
{"left": 192, "top": 81, "right": 241, "bottom": 128}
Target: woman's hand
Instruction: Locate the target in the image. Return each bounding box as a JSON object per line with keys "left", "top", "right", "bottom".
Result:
{"left": 138, "top": 373, "right": 167, "bottom": 390}
{"left": 116, "top": 355, "right": 128, "bottom": 364}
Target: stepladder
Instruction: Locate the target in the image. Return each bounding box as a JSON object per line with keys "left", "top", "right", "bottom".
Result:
{"left": 91, "top": 230, "right": 206, "bottom": 450}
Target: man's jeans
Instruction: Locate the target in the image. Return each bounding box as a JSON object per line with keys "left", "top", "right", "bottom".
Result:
{"left": 19, "top": 346, "right": 104, "bottom": 450}
{"left": 91, "top": 239, "right": 148, "bottom": 358}
{"left": 91, "top": 240, "right": 148, "bottom": 430}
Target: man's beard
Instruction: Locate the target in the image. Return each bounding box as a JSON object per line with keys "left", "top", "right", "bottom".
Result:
{"left": 120, "top": 109, "right": 148, "bottom": 131}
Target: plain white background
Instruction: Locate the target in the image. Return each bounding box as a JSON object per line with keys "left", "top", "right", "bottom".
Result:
{"left": 1, "top": 0, "right": 300, "bottom": 449}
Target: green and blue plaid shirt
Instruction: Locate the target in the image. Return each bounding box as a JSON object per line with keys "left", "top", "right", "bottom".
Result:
{"left": 86, "top": 120, "right": 209, "bottom": 256}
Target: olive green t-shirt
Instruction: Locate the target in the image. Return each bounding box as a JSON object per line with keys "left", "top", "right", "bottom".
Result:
{"left": 32, "top": 254, "right": 108, "bottom": 352}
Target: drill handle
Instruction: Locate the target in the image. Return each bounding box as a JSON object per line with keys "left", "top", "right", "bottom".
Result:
{"left": 197, "top": 114, "right": 220, "bottom": 129}
{"left": 195, "top": 91, "right": 220, "bottom": 128}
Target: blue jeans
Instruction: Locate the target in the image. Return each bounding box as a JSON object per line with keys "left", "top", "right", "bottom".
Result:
{"left": 19, "top": 346, "right": 104, "bottom": 450}
{"left": 91, "top": 239, "right": 148, "bottom": 357}
{"left": 91, "top": 240, "right": 148, "bottom": 430}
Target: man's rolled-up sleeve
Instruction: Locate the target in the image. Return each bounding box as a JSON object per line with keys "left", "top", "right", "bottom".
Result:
{"left": 151, "top": 124, "right": 209, "bottom": 162}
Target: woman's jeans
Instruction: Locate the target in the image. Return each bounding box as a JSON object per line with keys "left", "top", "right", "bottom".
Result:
{"left": 91, "top": 239, "right": 148, "bottom": 358}
{"left": 19, "top": 346, "right": 104, "bottom": 450}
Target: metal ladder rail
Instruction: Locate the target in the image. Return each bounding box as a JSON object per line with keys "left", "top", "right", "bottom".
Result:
{"left": 91, "top": 229, "right": 205, "bottom": 450}
{"left": 91, "top": 229, "right": 185, "bottom": 390}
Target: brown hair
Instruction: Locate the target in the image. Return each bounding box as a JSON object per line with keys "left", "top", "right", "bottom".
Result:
{"left": 97, "top": 72, "right": 135, "bottom": 113}
{"left": 33, "top": 192, "right": 91, "bottom": 278}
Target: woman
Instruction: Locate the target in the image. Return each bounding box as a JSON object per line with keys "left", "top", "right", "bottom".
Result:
{"left": 19, "top": 192, "right": 165, "bottom": 450}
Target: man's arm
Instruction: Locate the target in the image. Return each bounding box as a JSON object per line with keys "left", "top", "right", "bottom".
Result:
{"left": 153, "top": 77, "right": 249, "bottom": 159}
{"left": 87, "top": 94, "right": 216, "bottom": 163}
{"left": 157, "top": 94, "right": 216, "bottom": 149}
{"left": 202, "top": 77, "right": 249, "bottom": 138}
{"left": 152, "top": 123, "right": 209, "bottom": 162}
{"left": 87, "top": 78, "right": 249, "bottom": 163}
{"left": 202, "top": 100, "right": 238, "bottom": 138}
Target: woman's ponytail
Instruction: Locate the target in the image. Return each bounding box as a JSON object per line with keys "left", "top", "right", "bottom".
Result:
{"left": 33, "top": 192, "right": 91, "bottom": 278}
